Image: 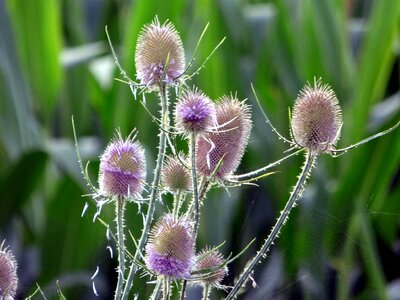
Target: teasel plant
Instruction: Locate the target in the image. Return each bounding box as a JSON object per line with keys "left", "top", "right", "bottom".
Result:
{"left": 96, "top": 16, "right": 226, "bottom": 299}
{"left": 225, "top": 79, "right": 400, "bottom": 299}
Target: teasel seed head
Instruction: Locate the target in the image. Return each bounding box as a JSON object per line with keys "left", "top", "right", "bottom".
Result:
{"left": 135, "top": 17, "right": 185, "bottom": 87}
{"left": 196, "top": 96, "right": 252, "bottom": 179}
{"left": 291, "top": 80, "right": 342, "bottom": 153}
{"left": 145, "top": 214, "right": 195, "bottom": 279}
{"left": 0, "top": 241, "right": 18, "bottom": 299}
{"left": 161, "top": 155, "right": 192, "bottom": 192}
{"left": 99, "top": 132, "right": 146, "bottom": 198}
{"left": 174, "top": 88, "right": 216, "bottom": 135}
{"left": 195, "top": 247, "right": 227, "bottom": 287}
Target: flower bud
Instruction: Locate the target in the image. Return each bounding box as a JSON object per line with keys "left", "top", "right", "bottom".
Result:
{"left": 196, "top": 96, "right": 252, "bottom": 179}
{"left": 195, "top": 248, "right": 227, "bottom": 287}
{"left": 291, "top": 80, "right": 342, "bottom": 153}
{"left": 174, "top": 88, "right": 216, "bottom": 134}
{"left": 99, "top": 134, "right": 146, "bottom": 198}
{"left": 135, "top": 18, "right": 185, "bottom": 87}
{"left": 145, "top": 214, "right": 195, "bottom": 279}
{"left": 0, "top": 241, "right": 18, "bottom": 299}
{"left": 161, "top": 155, "right": 191, "bottom": 192}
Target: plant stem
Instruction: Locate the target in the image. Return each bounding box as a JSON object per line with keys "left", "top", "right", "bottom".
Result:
{"left": 122, "top": 84, "right": 169, "bottom": 299}
{"left": 115, "top": 195, "right": 125, "bottom": 300}
{"left": 162, "top": 276, "right": 171, "bottom": 300}
{"left": 190, "top": 133, "right": 200, "bottom": 238}
{"left": 173, "top": 190, "right": 183, "bottom": 219}
{"left": 150, "top": 278, "right": 162, "bottom": 300}
{"left": 179, "top": 280, "right": 187, "bottom": 300}
{"left": 226, "top": 151, "right": 316, "bottom": 299}
{"left": 202, "top": 284, "right": 211, "bottom": 300}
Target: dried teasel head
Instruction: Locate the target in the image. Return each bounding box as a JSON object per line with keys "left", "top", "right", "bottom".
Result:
{"left": 145, "top": 214, "right": 195, "bottom": 279}
{"left": 135, "top": 17, "right": 185, "bottom": 87}
{"left": 174, "top": 87, "right": 216, "bottom": 135}
{"left": 99, "top": 132, "right": 146, "bottom": 198}
{"left": 196, "top": 96, "right": 252, "bottom": 179}
{"left": 161, "top": 155, "right": 192, "bottom": 192}
{"left": 0, "top": 241, "right": 18, "bottom": 299}
{"left": 195, "top": 247, "right": 227, "bottom": 288}
{"left": 291, "top": 80, "right": 342, "bottom": 153}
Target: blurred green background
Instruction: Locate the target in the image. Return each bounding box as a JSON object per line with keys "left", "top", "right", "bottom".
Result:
{"left": 1, "top": 0, "right": 400, "bottom": 299}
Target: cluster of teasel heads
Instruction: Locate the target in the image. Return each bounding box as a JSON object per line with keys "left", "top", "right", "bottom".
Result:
{"left": 74, "top": 16, "right": 400, "bottom": 300}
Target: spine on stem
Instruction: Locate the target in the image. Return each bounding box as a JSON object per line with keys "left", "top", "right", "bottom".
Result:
{"left": 226, "top": 151, "right": 316, "bottom": 299}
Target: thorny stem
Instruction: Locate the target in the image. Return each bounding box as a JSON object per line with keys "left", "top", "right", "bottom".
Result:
{"left": 115, "top": 196, "right": 126, "bottom": 300}
{"left": 202, "top": 284, "right": 211, "bottom": 300}
{"left": 190, "top": 133, "right": 200, "bottom": 238}
{"left": 231, "top": 149, "right": 303, "bottom": 180}
{"left": 150, "top": 278, "right": 162, "bottom": 300}
{"left": 163, "top": 276, "right": 171, "bottom": 300}
{"left": 226, "top": 151, "right": 317, "bottom": 299}
{"left": 179, "top": 280, "right": 187, "bottom": 300}
{"left": 122, "top": 84, "right": 169, "bottom": 299}
{"left": 172, "top": 190, "right": 183, "bottom": 219}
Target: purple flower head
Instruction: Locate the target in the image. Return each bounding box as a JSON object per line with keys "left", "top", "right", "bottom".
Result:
{"left": 195, "top": 247, "right": 227, "bottom": 287}
{"left": 291, "top": 79, "right": 342, "bottom": 153}
{"left": 196, "top": 96, "right": 252, "bottom": 179}
{"left": 0, "top": 241, "right": 18, "bottom": 299}
{"left": 161, "top": 155, "right": 192, "bottom": 192}
{"left": 145, "top": 214, "right": 195, "bottom": 279}
{"left": 99, "top": 132, "right": 146, "bottom": 198}
{"left": 174, "top": 88, "right": 216, "bottom": 134}
{"left": 135, "top": 17, "right": 185, "bottom": 87}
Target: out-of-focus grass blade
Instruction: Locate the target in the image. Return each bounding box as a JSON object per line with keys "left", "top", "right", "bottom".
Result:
{"left": 6, "top": 0, "right": 62, "bottom": 118}
{"left": 0, "top": 151, "right": 47, "bottom": 229}
{"left": 326, "top": 0, "right": 400, "bottom": 249}
{"left": 40, "top": 177, "right": 107, "bottom": 283}
{"left": 345, "top": 0, "right": 400, "bottom": 142}
{"left": 0, "top": 2, "right": 40, "bottom": 159}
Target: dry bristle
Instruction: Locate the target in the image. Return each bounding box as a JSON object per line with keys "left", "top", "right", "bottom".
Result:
{"left": 196, "top": 96, "right": 252, "bottom": 179}
{"left": 0, "top": 241, "right": 18, "bottom": 299}
{"left": 291, "top": 80, "right": 342, "bottom": 153}
{"left": 135, "top": 18, "right": 185, "bottom": 86}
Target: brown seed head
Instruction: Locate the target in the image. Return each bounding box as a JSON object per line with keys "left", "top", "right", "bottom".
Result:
{"left": 135, "top": 17, "right": 185, "bottom": 87}
{"left": 196, "top": 96, "right": 252, "bottom": 179}
{"left": 291, "top": 80, "right": 342, "bottom": 153}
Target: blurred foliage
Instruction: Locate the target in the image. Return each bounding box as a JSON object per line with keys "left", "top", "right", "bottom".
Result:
{"left": 0, "top": 0, "right": 399, "bottom": 299}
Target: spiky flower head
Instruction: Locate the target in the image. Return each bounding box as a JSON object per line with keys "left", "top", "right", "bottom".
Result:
{"left": 161, "top": 155, "right": 192, "bottom": 192}
{"left": 291, "top": 80, "right": 342, "bottom": 153}
{"left": 195, "top": 248, "right": 227, "bottom": 287}
{"left": 0, "top": 241, "right": 18, "bottom": 299}
{"left": 99, "top": 132, "right": 146, "bottom": 198}
{"left": 135, "top": 17, "right": 185, "bottom": 87}
{"left": 145, "top": 214, "right": 195, "bottom": 279}
{"left": 174, "top": 88, "right": 216, "bottom": 134}
{"left": 196, "top": 96, "right": 252, "bottom": 179}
